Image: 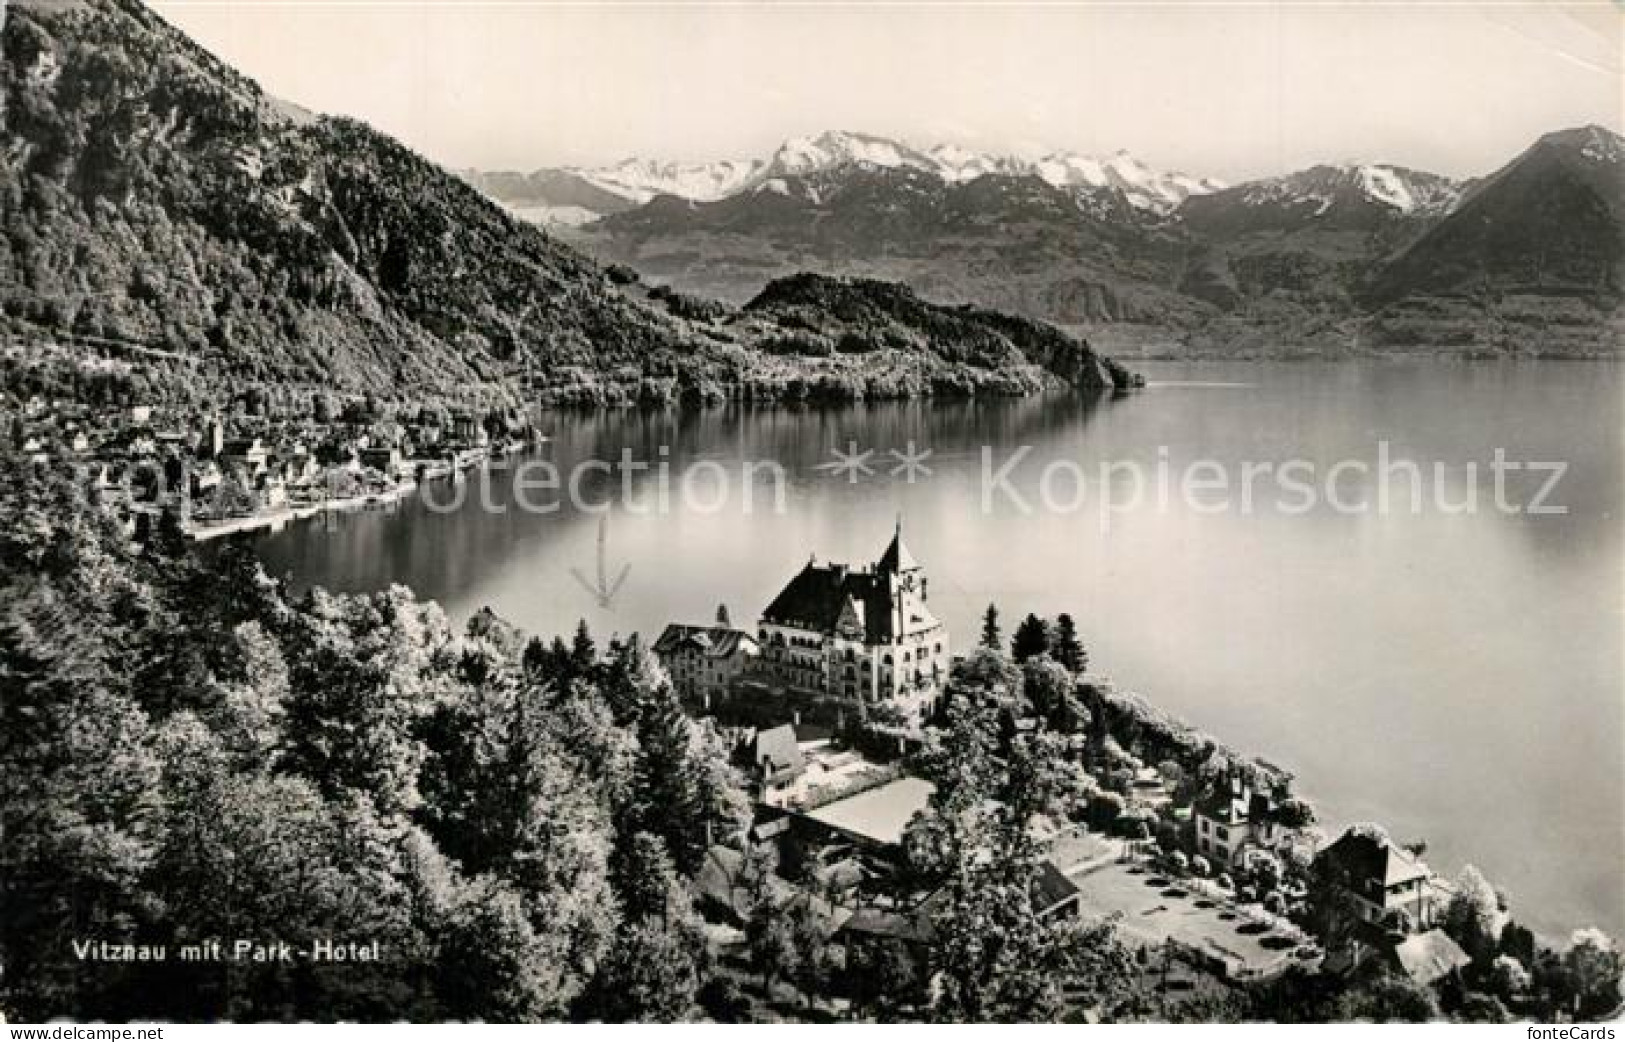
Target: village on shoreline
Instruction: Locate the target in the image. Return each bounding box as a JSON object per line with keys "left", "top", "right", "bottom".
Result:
{"left": 3, "top": 384, "right": 1620, "bottom": 1023}
{"left": 4, "top": 388, "right": 546, "bottom": 542}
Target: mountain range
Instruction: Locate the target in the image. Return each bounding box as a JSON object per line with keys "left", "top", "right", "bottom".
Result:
{"left": 0, "top": 0, "right": 1134, "bottom": 403}
{"left": 470, "top": 128, "right": 1624, "bottom": 356}
{"left": 462, "top": 129, "right": 1225, "bottom": 225}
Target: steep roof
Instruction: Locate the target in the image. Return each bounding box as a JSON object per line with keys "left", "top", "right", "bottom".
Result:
{"left": 753, "top": 724, "right": 805, "bottom": 784}
{"left": 1390, "top": 930, "right": 1471, "bottom": 985}
{"left": 1034, "top": 859, "right": 1084, "bottom": 914}
{"left": 1318, "top": 828, "right": 1430, "bottom": 889}
{"left": 840, "top": 906, "right": 934, "bottom": 945}
{"left": 652, "top": 623, "right": 758, "bottom": 659}
{"left": 761, "top": 562, "right": 899, "bottom": 643}
{"left": 876, "top": 523, "right": 919, "bottom": 574}
{"left": 761, "top": 527, "right": 940, "bottom": 643}
{"left": 691, "top": 845, "right": 755, "bottom": 922}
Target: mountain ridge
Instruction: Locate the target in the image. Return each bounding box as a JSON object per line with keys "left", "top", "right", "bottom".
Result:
{"left": 476, "top": 129, "right": 1226, "bottom": 223}
{"left": 0, "top": 0, "right": 1138, "bottom": 403}
{"left": 512, "top": 125, "right": 1624, "bottom": 356}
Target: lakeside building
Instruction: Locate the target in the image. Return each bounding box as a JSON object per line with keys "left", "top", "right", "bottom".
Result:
{"left": 750, "top": 523, "right": 950, "bottom": 720}
{"left": 218, "top": 437, "right": 269, "bottom": 477}
{"left": 1193, "top": 775, "right": 1283, "bottom": 866}
{"left": 652, "top": 617, "right": 761, "bottom": 707}
{"left": 1315, "top": 826, "right": 1441, "bottom": 932}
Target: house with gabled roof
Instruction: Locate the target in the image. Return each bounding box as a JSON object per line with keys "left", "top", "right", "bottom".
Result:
{"left": 749, "top": 723, "right": 808, "bottom": 807}
{"left": 1315, "top": 826, "right": 1440, "bottom": 932}
{"left": 651, "top": 616, "right": 760, "bottom": 706}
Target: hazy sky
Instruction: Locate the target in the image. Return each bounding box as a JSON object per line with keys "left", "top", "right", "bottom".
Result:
{"left": 151, "top": 1, "right": 1621, "bottom": 181}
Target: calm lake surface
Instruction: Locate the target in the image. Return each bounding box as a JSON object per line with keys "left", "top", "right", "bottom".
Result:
{"left": 256, "top": 361, "right": 1623, "bottom": 938}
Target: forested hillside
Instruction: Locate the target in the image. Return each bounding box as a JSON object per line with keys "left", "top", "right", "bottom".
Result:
{"left": 0, "top": 0, "right": 740, "bottom": 397}
{"left": 0, "top": 460, "right": 749, "bottom": 1021}
{"left": 0, "top": 0, "right": 1137, "bottom": 406}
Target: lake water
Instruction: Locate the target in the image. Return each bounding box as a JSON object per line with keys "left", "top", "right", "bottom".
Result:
{"left": 255, "top": 361, "right": 1623, "bottom": 939}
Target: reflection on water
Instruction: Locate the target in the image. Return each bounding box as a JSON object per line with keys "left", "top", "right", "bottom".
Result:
{"left": 256, "top": 360, "right": 1623, "bottom": 938}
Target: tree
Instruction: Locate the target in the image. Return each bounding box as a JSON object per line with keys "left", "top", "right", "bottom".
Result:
{"left": 696, "top": 976, "right": 750, "bottom": 1023}
{"left": 1051, "top": 613, "right": 1086, "bottom": 673}
{"left": 847, "top": 940, "right": 926, "bottom": 1021}
{"left": 1444, "top": 864, "right": 1501, "bottom": 963}
{"left": 589, "top": 920, "right": 702, "bottom": 1022}
{"left": 1490, "top": 954, "right": 1532, "bottom": 1001}
{"left": 953, "top": 646, "right": 1021, "bottom": 696}
{"left": 570, "top": 619, "right": 598, "bottom": 678}
{"left": 1274, "top": 796, "right": 1317, "bottom": 829}
{"left": 1241, "top": 848, "right": 1284, "bottom": 899}
{"left": 1498, "top": 920, "right": 1538, "bottom": 966}
{"left": 785, "top": 899, "right": 837, "bottom": 1008}
{"left": 1564, "top": 927, "right": 1623, "bottom": 1017}
{"left": 1010, "top": 613, "right": 1050, "bottom": 663}
{"left": 745, "top": 895, "right": 803, "bottom": 996}
{"left": 1087, "top": 791, "right": 1126, "bottom": 831}
{"left": 1334, "top": 974, "right": 1442, "bottom": 1022}
{"left": 906, "top": 696, "right": 1139, "bottom": 1022}
{"left": 611, "top": 830, "right": 684, "bottom": 924}
{"left": 439, "top": 877, "right": 570, "bottom": 1022}
{"left": 1457, "top": 992, "right": 1510, "bottom": 1023}
{"left": 979, "top": 603, "right": 1001, "bottom": 650}
{"left": 1021, "top": 654, "right": 1072, "bottom": 721}
{"left": 626, "top": 682, "right": 745, "bottom": 875}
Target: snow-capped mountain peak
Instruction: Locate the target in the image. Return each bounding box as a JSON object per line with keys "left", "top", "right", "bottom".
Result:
{"left": 572, "top": 157, "right": 763, "bottom": 204}
{"left": 755, "top": 130, "right": 938, "bottom": 181}
{"left": 1027, "top": 150, "right": 1224, "bottom": 212}
{"left": 724, "top": 132, "right": 1224, "bottom": 212}
{"left": 926, "top": 143, "right": 1032, "bottom": 183}
{"left": 1232, "top": 162, "right": 1462, "bottom": 217}
{"left": 474, "top": 131, "right": 1230, "bottom": 222}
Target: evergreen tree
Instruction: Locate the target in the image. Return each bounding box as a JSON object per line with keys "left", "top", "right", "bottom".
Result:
{"left": 1052, "top": 613, "right": 1087, "bottom": 673}
{"left": 438, "top": 877, "right": 569, "bottom": 1022}
{"left": 629, "top": 682, "right": 734, "bottom": 874}
{"left": 589, "top": 920, "right": 702, "bottom": 1022}
{"left": 611, "top": 830, "right": 683, "bottom": 924}
{"left": 1010, "top": 613, "right": 1051, "bottom": 663}
{"left": 745, "top": 895, "right": 805, "bottom": 997}
{"left": 570, "top": 619, "right": 597, "bottom": 677}
{"left": 979, "top": 603, "right": 1001, "bottom": 650}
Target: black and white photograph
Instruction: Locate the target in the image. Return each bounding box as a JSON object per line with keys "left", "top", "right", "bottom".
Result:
{"left": 0, "top": 0, "right": 1620, "bottom": 1028}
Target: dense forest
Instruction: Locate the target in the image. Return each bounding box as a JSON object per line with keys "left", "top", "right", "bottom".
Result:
{"left": 0, "top": 457, "right": 752, "bottom": 1021}
{"left": 0, "top": 457, "right": 1142, "bottom": 1023}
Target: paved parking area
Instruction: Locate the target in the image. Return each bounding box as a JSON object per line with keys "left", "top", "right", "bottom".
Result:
{"left": 1069, "top": 860, "right": 1310, "bottom": 978}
